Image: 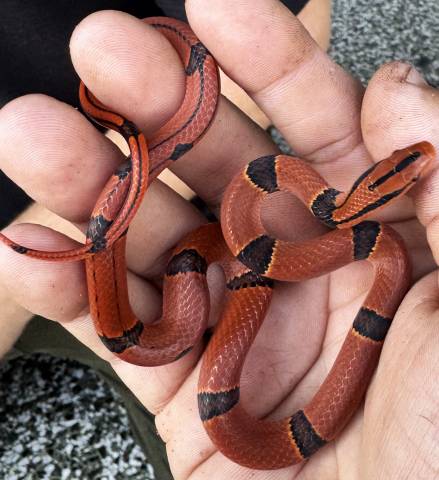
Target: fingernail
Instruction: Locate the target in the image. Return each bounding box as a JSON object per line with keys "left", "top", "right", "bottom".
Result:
{"left": 405, "top": 66, "right": 428, "bottom": 86}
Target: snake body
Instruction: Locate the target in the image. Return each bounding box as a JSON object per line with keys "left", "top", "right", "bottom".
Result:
{"left": 0, "top": 17, "right": 221, "bottom": 365}
{"left": 198, "top": 145, "right": 433, "bottom": 468}
{"left": 0, "top": 17, "right": 435, "bottom": 470}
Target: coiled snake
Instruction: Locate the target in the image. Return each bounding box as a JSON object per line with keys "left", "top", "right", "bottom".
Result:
{"left": 0, "top": 17, "right": 434, "bottom": 470}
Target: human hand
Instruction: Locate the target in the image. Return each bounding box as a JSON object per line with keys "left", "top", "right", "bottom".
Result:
{"left": 0, "top": 1, "right": 437, "bottom": 479}
{"left": 0, "top": 203, "right": 86, "bottom": 357}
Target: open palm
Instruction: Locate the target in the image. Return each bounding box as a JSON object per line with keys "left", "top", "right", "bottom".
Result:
{"left": 0, "top": 1, "right": 437, "bottom": 478}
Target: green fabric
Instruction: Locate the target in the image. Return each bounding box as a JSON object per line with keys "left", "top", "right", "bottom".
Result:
{"left": 6, "top": 315, "right": 173, "bottom": 480}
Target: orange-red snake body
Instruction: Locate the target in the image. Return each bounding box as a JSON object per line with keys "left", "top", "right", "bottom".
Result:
{"left": 0, "top": 17, "right": 435, "bottom": 470}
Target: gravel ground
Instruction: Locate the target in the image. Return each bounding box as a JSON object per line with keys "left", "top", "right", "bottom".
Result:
{"left": 0, "top": 355, "right": 154, "bottom": 480}
{"left": 330, "top": 0, "right": 439, "bottom": 86}
{"left": 1, "top": 1, "right": 439, "bottom": 479}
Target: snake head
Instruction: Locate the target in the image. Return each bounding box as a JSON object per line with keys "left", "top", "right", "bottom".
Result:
{"left": 366, "top": 141, "right": 435, "bottom": 196}
{"left": 333, "top": 141, "right": 435, "bottom": 228}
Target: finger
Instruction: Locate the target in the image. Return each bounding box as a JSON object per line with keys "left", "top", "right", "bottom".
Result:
{"left": 0, "top": 202, "right": 85, "bottom": 357}
{"left": 0, "top": 94, "right": 120, "bottom": 223}
{"left": 219, "top": 69, "right": 271, "bottom": 129}
{"left": 0, "top": 94, "right": 205, "bottom": 276}
{"left": 70, "top": 10, "right": 277, "bottom": 209}
{"left": 186, "top": 0, "right": 364, "bottom": 162}
{"left": 0, "top": 223, "right": 160, "bottom": 322}
{"left": 362, "top": 62, "right": 439, "bottom": 160}
{"left": 362, "top": 62, "right": 439, "bottom": 262}
{"left": 362, "top": 271, "right": 439, "bottom": 477}
{"left": 189, "top": 0, "right": 332, "bottom": 130}
{"left": 0, "top": 224, "right": 87, "bottom": 319}
{"left": 0, "top": 283, "right": 31, "bottom": 357}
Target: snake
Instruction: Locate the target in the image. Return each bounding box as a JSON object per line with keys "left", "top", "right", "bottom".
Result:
{"left": 198, "top": 142, "right": 434, "bottom": 469}
{"left": 0, "top": 16, "right": 435, "bottom": 470}
{"left": 0, "top": 17, "right": 220, "bottom": 366}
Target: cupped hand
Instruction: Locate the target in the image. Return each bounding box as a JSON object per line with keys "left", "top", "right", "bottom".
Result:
{"left": 0, "top": 1, "right": 437, "bottom": 478}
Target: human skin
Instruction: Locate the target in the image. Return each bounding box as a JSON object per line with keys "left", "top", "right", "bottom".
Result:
{"left": 0, "top": 0, "right": 331, "bottom": 351}
{"left": 219, "top": 0, "right": 331, "bottom": 128}
{"left": 0, "top": 1, "right": 438, "bottom": 478}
